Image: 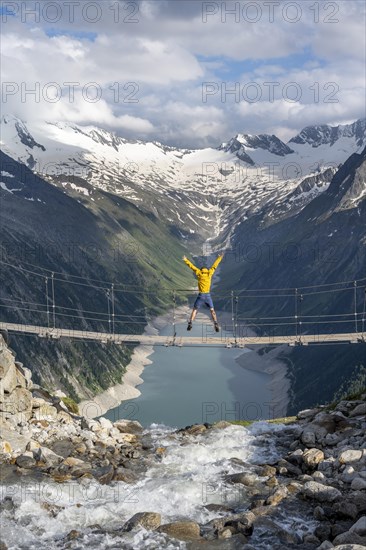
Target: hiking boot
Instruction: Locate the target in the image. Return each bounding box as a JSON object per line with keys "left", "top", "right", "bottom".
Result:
{"left": 187, "top": 322, "right": 192, "bottom": 331}
{"left": 214, "top": 322, "right": 219, "bottom": 332}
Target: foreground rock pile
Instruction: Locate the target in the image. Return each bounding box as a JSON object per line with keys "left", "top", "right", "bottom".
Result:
{"left": 1, "top": 334, "right": 365, "bottom": 549}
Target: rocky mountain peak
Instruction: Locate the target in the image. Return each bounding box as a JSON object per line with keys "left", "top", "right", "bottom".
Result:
{"left": 289, "top": 118, "right": 366, "bottom": 149}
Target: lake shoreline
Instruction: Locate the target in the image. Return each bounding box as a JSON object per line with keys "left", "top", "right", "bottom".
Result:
{"left": 79, "top": 306, "right": 291, "bottom": 420}
{"left": 79, "top": 306, "right": 190, "bottom": 419}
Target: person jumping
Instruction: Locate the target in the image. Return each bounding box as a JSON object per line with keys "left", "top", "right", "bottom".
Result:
{"left": 183, "top": 254, "right": 223, "bottom": 332}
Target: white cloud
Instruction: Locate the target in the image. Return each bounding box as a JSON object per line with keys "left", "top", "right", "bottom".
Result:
{"left": 0, "top": 0, "right": 365, "bottom": 147}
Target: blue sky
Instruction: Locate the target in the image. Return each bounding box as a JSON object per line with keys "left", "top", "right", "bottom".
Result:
{"left": 1, "top": 0, "right": 365, "bottom": 147}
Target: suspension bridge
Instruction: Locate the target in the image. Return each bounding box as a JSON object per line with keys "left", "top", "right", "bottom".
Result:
{"left": 0, "top": 260, "right": 365, "bottom": 348}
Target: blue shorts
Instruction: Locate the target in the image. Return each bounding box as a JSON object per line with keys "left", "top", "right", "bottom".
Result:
{"left": 193, "top": 293, "right": 214, "bottom": 309}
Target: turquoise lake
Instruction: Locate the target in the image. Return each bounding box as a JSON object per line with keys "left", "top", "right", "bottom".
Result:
{"left": 105, "top": 316, "right": 272, "bottom": 428}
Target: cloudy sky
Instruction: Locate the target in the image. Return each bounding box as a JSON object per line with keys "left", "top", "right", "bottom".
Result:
{"left": 1, "top": 0, "right": 365, "bottom": 147}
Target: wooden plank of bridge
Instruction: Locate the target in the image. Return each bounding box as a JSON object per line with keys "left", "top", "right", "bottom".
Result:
{"left": 0, "top": 322, "right": 365, "bottom": 346}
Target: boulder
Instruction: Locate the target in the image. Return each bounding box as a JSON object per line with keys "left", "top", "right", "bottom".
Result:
{"left": 333, "top": 531, "right": 366, "bottom": 546}
{"left": 332, "top": 501, "right": 359, "bottom": 520}
{"left": 92, "top": 464, "right": 114, "bottom": 485}
{"left": 350, "top": 477, "right": 366, "bottom": 491}
{"left": 266, "top": 486, "right": 288, "bottom": 506}
{"left": 185, "top": 424, "right": 207, "bottom": 435}
{"left": 303, "top": 448, "right": 325, "bottom": 469}
{"left": 302, "top": 481, "right": 342, "bottom": 503}
{"left": 0, "top": 387, "right": 33, "bottom": 421}
{"left": 33, "top": 404, "right": 58, "bottom": 421}
{"left": 16, "top": 452, "right": 36, "bottom": 468}
{"left": 349, "top": 403, "right": 366, "bottom": 417}
{"left": 99, "top": 417, "right": 113, "bottom": 432}
{"left": 339, "top": 450, "right": 363, "bottom": 465}
{"left": 113, "top": 468, "right": 139, "bottom": 484}
{"left": 301, "top": 430, "right": 316, "bottom": 447}
{"left": 297, "top": 408, "right": 320, "bottom": 420}
{"left": 34, "top": 446, "right": 63, "bottom": 468}
{"left": 349, "top": 517, "right": 366, "bottom": 536}
{"left": 50, "top": 440, "right": 75, "bottom": 458}
{"left": 226, "top": 473, "right": 259, "bottom": 487}
{"left": 158, "top": 521, "right": 201, "bottom": 541}
{"left": 345, "top": 492, "right": 366, "bottom": 514}
{"left": 0, "top": 348, "right": 18, "bottom": 396}
{"left": 123, "top": 512, "right": 161, "bottom": 532}
{"left": 15, "top": 363, "right": 32, "bottom": 389}
{"left": 113, "top": 419, "right": 143, "bottom": 434}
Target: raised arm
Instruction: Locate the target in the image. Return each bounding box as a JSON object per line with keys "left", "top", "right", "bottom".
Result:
{"left": 183, "top": 255, "right": 200, "bottom": 275}
{"left": 209, "top": 254, "right": 223, "bottom": 273}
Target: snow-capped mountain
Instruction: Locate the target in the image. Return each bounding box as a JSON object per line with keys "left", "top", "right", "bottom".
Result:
{"left": 219, "top": 133, "right": 294, "bottom": 162}
{"left": 289, "top": 119, "right": 366, "bottom": 148}
{"left": 1, "top": 115, "right": 365, "bottom": 246}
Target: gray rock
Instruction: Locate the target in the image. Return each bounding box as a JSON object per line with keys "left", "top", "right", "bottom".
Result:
{"left": 332, "top": 502, "right": 358, "bottom": 520}
{"left": 301, "top": 430, "right": 316, "bottom": 447}
{"left": 113, "top": 419, "right": 143, "bottom": 434}
{"left": 50, "top": 440, "right": 75, "bottom": 458}
{"left": 277, "top": 458, "right": 302, "bottom": 476}
{"left": 349, "top": 403, "right": 366, "bottom": 417}
{"left": 333, "top": 545, "right": 366, "bottom": 550}
{"left": 318, "top": 457, "right": 336, "bottom": 473}
{"left": 325, "top": 433, "right": 342, "bottom": 446}
{"left": 298, "top": 408, "right": 320, "bottom": 420}
{"left": 315, "top": 523, "right": 332, "bottom": 542}
{"left": 123, "top": 512, "right": 161, "bottom": 532}
{"left": 34, "top": 446, "right": 63, "bottom": 467}
{"left": 345, "top": 492, "right": 366, "bottom": 514}
{"left": 16, "top": 453, "right": 36, "bottom": 468}
{"left": 287, "top": 449, "right": 304, "bottom": 465}
{"left": 350, "top": 477, "right": 366, "bottom": 490}
{"left": 92, "top": 464, "right": 114, "bottom": 485}
{"left": 226, "top": 472, "right": 259, "bottom": 486}
{"left": 333, "top": 531, "right": 366, "bottom": 546}
{"left": 317, "top": 541, "right": 334, "bottom": 549}
{"left": 15, "top": 363, "right": 32, "bottom": 389}
{"left": 1, "top": 387, "right": 32, "bottom": 420}
{"left": 349, "top": 517, "right": 366, "bottom": 536}
{"left": 302, "top": 481, "right": 342, "bottom": 503}
{"left": 313, "top": 506, "right": 326, "bottom": 521}
{"left": 313, "top": 471, "right": 326, "bottom": 482}
{"left": 158, "top": 521, "right": 201, "bottom": 541}
{"left": 0, "top": 348, "right": 18, "bottom": 396}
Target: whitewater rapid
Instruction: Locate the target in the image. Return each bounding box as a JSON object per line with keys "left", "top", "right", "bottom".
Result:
{"left": 1, "top": 422, "right": 285, "bottom": 549}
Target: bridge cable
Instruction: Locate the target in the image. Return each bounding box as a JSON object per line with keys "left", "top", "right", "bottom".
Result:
{"left": 111, "top": 283, "right": 115, "bottom": 336}
{"left": 45, "top": 277, "right": 50, "bottom": 328}
{"left": 2, "top": 258, "right": 366, "bottom": 295}
{"left": 234, "top": 294, "right": 239, "bottom": 345}
{"left": 354, "top": 280, "right": 358, "bottom": 333}
{"left": 51, "top": 272, "right": 56, "bottom": 329}
{"left": 106, "top": 289, "right": 111, "bottom": 334}
{"left": 172, "top": 290, "right": 177, "bottom": 339}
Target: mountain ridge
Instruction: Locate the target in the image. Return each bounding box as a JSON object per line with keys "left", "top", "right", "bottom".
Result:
{"left": 2, "top": 115, "right": 365, "bottom": 246}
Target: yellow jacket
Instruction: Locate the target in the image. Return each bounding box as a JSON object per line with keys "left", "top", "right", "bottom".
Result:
{"left": 183, "top": 255, "right": 223, "bottom": 293}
